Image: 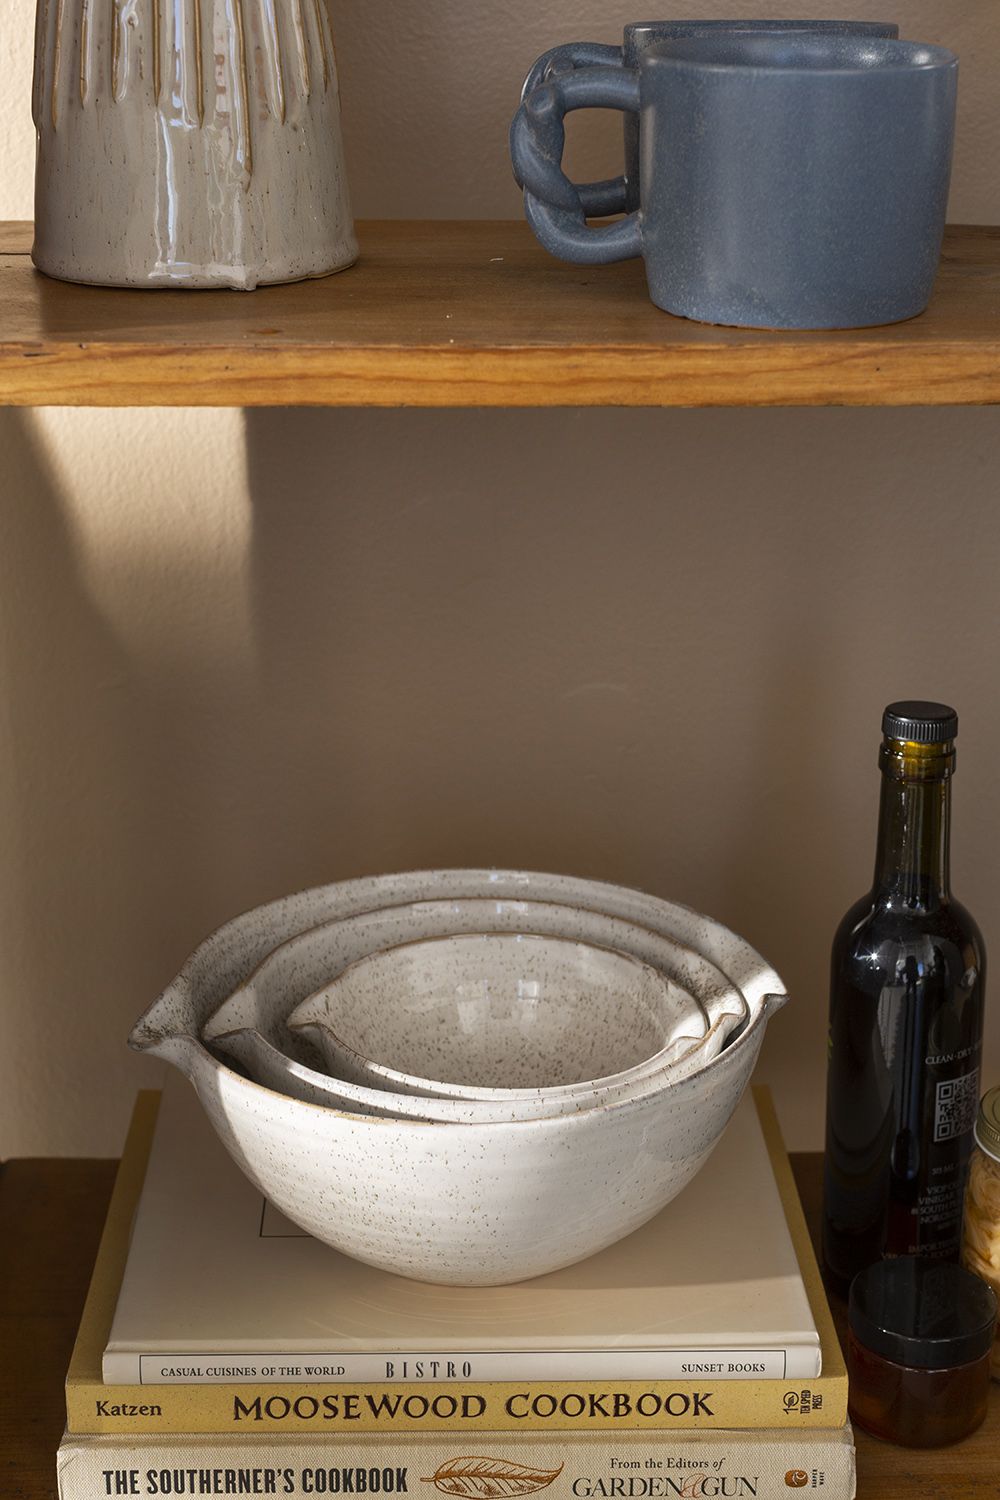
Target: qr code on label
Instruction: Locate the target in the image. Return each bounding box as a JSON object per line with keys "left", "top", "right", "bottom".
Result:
{"left": 934, "top": 1070, "right": 980, "bottom": 1142}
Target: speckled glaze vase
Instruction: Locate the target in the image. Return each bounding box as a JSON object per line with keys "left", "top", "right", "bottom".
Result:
{"left": 32, "top": 0, "right": 357, "bottom": 289}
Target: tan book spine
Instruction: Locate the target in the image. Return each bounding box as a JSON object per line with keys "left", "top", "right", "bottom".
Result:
{"left": 66, "top": 1091, "right": 847, "bottom": 1435}
{"left": 751, "top": 1089, "right": 848, "bottom": 1395}
{"left": 57, "top": 1428, "right": 857, "bottom": 1500}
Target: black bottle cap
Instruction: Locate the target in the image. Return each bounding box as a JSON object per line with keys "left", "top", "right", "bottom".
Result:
{"left": 882, "top": 701, "right": 958, "bottom": 744}
{"left": 849, "top": 1258, "right": 997, "bottom": 1371}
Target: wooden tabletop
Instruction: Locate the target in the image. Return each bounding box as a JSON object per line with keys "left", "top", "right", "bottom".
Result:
{"left": 2, "top": 221, "right": 999, "bottom": 408}
{"left": 1, "top": 1153, "right": 998, "bottom": 1498}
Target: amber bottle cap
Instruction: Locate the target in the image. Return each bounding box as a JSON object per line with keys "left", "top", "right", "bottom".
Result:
{"left": 849, "top": 1258, "right": 996, "bottom": 1371}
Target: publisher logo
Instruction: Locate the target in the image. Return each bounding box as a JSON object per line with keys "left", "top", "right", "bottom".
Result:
{"left": 422, "top": 1459, "right": 563, "bottom": 1496}
{"left": 785, "top": 1473, "right": 809, "bottom": 1489}
{"left": 782, "top": 1389, "right": 824, "bottom": 1415}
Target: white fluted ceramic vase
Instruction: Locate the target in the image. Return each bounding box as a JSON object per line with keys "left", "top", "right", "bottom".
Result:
{"left": 33, "top": 0, "right": 358, "bottom": 289}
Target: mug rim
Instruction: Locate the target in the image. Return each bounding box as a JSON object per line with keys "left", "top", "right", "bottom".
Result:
{"left": 642, "top": 34, "right": 957, "bottom": 75}
{"left": 625, "top": 19, "right": 900, "bottom": 38}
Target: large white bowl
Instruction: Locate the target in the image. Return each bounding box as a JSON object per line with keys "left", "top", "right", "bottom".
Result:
{"left": 131, "top": 869, "right": 788, "bottom": 1284}
{"left": 202, "top": 895, "right": 743, "bottom": 1105}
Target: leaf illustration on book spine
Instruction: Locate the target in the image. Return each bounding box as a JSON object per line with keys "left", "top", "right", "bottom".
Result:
{"left": 421, "top": 1459, "right": 564, "bottom": 1499}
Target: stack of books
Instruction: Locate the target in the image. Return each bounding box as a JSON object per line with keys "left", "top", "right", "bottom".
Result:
{"left": 56, "top": 1080, "right": 856, "bottom": 1499}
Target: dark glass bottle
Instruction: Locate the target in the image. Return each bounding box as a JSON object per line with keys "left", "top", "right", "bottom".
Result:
{"left": 823, "top": 702, "right": 986, "bottom": 1292}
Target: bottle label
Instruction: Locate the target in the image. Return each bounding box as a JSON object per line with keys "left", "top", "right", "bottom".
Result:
{"left": 933, "top": 1068, "right": 980, "bottom": 1142}
{"left": 901, "top": 1056, "right": 982, "bottom": 1257}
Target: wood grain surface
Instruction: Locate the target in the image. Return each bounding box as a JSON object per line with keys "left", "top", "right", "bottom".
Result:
{"left": 2, "top": 1153, "right": 998, "bottom": 1497}
{"left": 0, "top": 221, "right": 998, "bottom": 408}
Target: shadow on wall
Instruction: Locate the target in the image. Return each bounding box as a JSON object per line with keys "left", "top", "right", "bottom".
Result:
{"left": 242, "top": 407, "right": 852, "bottom": 901}
{"left": 241, "top": 405, "right": 842, "bottom": 975}
{"left": 0, "top": 410, "right": 252, "bottom": 1154}
{"left": 0, "top": 409, "right": 148, "bottom": 1151}
{"left": 242, "top": 404, "right": 1000, "bottom": 1147}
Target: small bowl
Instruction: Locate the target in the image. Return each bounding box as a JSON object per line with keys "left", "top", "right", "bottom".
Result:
{"left": 288, "top": 930, "right": 729, "bottom": 1095}
{"left": 299, "top": 930, "right": 691, "bottom": 1087}
{"left": 202, "top": 895, "right": 743, "bottom": 1101}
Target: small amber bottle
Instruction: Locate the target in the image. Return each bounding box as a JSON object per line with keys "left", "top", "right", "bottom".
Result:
{"left": 962, "top": 1085, "right": 1000, "bottom": 1379}
{"left": 848, "top": 1257, "right": 996, "bottom": 1446}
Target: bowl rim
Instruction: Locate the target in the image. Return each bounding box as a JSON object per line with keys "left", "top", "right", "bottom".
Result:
{"left": 203, "top": 891, "right": 742, "bottom": 1045}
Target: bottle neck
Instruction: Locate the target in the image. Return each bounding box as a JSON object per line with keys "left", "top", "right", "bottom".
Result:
{"left": 872, "top": 738, "right": 954, "bottom": 908}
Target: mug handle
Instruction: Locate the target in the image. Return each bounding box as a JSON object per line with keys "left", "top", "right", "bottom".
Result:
{"left": 510, "top": 68, "right": 642, "bottom": 266}
{"left": 520, "top": 41, "right": 623, "bottom": 99}
{"left": 515, "top": 44, "right": 630, "bottom": 217}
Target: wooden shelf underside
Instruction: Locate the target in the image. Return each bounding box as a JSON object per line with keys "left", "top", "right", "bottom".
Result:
{"left": 1, "top": 221, "right": 999, "bottom": 408}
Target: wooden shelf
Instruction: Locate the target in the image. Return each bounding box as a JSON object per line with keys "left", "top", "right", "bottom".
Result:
{"left": 1, "top": 221, "right": 999, "bottom": 408}
{"left": 4, "top": 1152, "right": 1000, "bottom": 1497}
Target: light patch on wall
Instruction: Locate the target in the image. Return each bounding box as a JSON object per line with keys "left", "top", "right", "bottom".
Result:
{"left": 27, "top": 408, "right": 254, "bottom": 679}
{"left": 0, "top": 1, "right": 35, "bottom": 219}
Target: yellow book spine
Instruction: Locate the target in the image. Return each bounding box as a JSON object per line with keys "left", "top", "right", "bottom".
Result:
{"left": 66, "top": 1373, "right": 847, "bottom": 1434}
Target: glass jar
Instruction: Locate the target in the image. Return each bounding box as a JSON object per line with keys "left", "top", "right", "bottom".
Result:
{"left": 847, "top": 1257, "right": 996, "bottom": 1447}
{"left": 962, "top": 1085, "right": 1000, "bottom": 1379}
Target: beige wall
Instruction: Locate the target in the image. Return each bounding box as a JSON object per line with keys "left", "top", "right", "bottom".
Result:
{"left": 1, "top": 1, "right": 999, "bottom": 1157}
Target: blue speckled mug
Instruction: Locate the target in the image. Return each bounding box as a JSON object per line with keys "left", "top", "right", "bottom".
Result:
{"left": 510, "top": 34, "right": 958, "bottom": 330}
{"left": 517, "top": 19, "right": 900, "bottom": 215}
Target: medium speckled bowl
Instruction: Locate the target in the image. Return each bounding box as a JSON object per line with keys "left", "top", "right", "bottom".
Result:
{"left": 202, "top": 895, "right": 743, "bottom": 1105}
{"left": 130, "top": 869, "right": 788, "bottom": 1284}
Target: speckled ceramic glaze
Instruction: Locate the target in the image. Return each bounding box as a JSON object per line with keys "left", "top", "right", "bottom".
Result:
{"left": 32, "top": 0, "right": 357, "bottom": 288}
{"left": 218, "top": 1022, "right": 715, "bottom": 1123}
{"left": 516, "top": 20, "right": 899, "bottom": 214}
{"left": 511, "top": 35, "right": 958, "bottom": 330}
{"left": 130, "top": 869, "right": 787, "bottom": 1283}
{"left": 203, "top": 894, "right": 744, "bottom": 1098}
{"left": 287, "top": 930, "right": 707, "bottom": 1089}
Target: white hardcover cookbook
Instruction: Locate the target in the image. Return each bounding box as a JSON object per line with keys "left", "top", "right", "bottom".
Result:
{"left": 103, "top": 1074, "right": 820, "bottom": 1384}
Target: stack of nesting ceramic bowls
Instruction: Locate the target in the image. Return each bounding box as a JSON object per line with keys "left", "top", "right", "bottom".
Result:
{"left": 130, "top": 869, "right": 789, "bottom": 1286}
